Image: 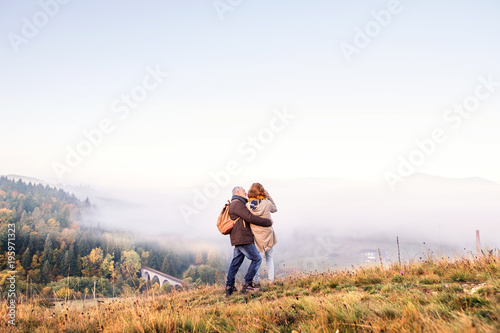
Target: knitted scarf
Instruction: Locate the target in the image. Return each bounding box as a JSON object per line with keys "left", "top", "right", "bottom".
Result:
{"left": 231, "top": 195, "right": 248, "bottom": 204}
{"left": 248, "top": 195, "right": 266, "bottom": 211}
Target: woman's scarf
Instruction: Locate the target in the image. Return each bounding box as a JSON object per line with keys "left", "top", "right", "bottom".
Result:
{"left": 248, "top": 195, "right": 266, "bottom": 211}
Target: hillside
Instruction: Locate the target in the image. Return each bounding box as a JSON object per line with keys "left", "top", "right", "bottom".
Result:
{"left": 0, "top": 176, "right": 225, "bottom": 299}
{"left": 2, "top": 252, "right": 498, "bottom": 332}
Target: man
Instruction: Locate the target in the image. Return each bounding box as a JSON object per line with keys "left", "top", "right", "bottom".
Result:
{"left": 225, "top": 186, "right": 273, "bottom": 296}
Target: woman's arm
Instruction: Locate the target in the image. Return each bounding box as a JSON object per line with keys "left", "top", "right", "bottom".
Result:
{"left": 267, "top": 196, "right": 277, "bottom": 213}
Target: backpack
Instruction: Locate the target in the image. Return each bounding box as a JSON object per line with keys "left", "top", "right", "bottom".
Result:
{"left": 217, "top": 202, "right": 240, "bottom": 235}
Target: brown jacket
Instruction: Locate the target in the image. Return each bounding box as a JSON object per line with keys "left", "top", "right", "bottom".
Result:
{"left": 229, "top": 197, "right": 272, "bottom": 246}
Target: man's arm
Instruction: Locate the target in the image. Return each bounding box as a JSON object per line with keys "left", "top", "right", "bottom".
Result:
{"left": 232, "top": 202, "right": 272, "bottom": 227}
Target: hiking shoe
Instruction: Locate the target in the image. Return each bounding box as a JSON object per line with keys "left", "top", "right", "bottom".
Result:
{"left": 241, "top": 282, "right": 256, "bottom": 293}
{"left": 225, "top": 286, "right": 237, "bottom": 297}
{"left": 253, "top": 282, "right": 261, "bottom": 291}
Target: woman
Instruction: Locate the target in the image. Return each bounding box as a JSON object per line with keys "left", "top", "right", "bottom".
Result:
{"left": 246, "top": 182, "right": 277, "bottom": 286}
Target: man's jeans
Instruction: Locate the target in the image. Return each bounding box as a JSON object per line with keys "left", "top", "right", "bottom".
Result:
{"left": 254, "top": 247, "right": 274, "bottom": 283}
{"left": 226, "top": 243, "right": 262, "bottom": 287}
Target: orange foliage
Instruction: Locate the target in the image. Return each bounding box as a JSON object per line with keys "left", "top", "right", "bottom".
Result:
{"left": 58, "top": 228, "right": 77, "bottom": 250}
{"left": 39, "top": 203, "right": 53, "bottom": 214}
{"left": 0, "top": 208, "right": 15, "bottom": 223}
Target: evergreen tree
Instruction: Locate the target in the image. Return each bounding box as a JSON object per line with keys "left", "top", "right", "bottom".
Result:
{"left": 31, "top": 207, "right": 43, "bottom": 226}
{"left": 42, "top": 234, "right": 53, "bottom": 264}
{"left": 68, "top": 245, "right": 78, "bottom": 276}
{"left": 149, "top": 252, "right": 161, "bottom": 270}
{"left": 20, "top": 210, "right": 28, "bottom": 226}
{"left": 41, "top": 260, "right": 51, "bottom": 283}
{"left": 161, "top": 255, "right": 178, "bottom": 277}
{"left": 22, "top": 193, "right": 37, "bottom": 213}
{"left": 58, "top": 207, "right": 71, "bottom": 228}
{"left": 76, "top": 254, "right": 83, "bottom": 277}
{"left": 52, "top": 250, "right": 61, "bottom": 278}
{"left": 61, "top": 250, "right": 71, "bottom": 277}
{"left": 22, "top": 247, "right": 33, "bottom": 270}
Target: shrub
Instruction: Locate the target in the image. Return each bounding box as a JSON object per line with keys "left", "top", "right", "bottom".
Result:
{"left": 311, "top": 282, "right": 321, "bottom": 292}
{"left": 419, "top": 275, "right": 440, "bottom": 285}
{"left": 55, "top": 287, "right": 74, "bottom": 299}
{"left": 449, "top": 269, "right": 474, "bottom": 282}
{"left": 40, "top": 286, "right": 53, "bottom": 298}
{"left": 355, "top": 275, "right": 382, "bottom": 286}
{"left": 392, "top": 275, "right": 404, "bottom": 283}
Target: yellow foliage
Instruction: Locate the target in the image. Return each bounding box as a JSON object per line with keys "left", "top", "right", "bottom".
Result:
{"left": 88, "top": 248, "right": 104, "bottom": 264}
{"left": 56, "top": 288, "right": 75, "bottom": 299}
{"left": 31, "top": 255, "right": 41, "bottom": 270}
{"left": 40, "top": 286, "right": 53, "bottom": 297}
{"left": 47, "top": 218, "right": 60, "bottom": 231}
{"left": 0, "top": 208, "right": 14, "bottom": 223}
{"left": 0, "top": 271, "right": 11, "bottom": 285}
{"left": 20, "top": 224, "right": 32, "bottom": 236}
{"left": 58, "top": 228, "right": 77, "bottom": 249}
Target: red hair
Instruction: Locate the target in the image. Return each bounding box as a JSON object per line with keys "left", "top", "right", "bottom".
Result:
{"left": 248, "top": 183, "right": 267, "bottom": 199}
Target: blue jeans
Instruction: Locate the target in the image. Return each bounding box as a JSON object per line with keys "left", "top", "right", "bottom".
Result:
{"left": 226, "top": 243, "right": 262, "bottom": 287}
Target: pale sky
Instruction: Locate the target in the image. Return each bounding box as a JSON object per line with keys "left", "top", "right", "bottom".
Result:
{"left": 1, "top": 0, "right": 500, "bottom": 190}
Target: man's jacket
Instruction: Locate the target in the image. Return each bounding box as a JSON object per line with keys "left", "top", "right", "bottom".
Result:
{"left": 229, "top": 196, "right": 272, "bottom": 246}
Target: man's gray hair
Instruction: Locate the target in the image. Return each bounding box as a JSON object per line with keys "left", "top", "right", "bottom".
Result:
{"left": 232, "top": 186, "right": 243, "bottom": 196}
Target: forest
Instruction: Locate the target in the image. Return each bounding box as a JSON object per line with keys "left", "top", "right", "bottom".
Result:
{"left": 0, "top": 177, "right": 225, "bottom": 299}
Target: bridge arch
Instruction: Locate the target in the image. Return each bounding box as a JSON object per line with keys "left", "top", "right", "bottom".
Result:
{"left": 151, "top": 275, "right": 160, "bottom": 286}
{"left": 139, "top": 266, "right": 187, "bottom": 288}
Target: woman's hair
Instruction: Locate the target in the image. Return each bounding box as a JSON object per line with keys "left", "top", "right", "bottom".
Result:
{"left": 248, "top": 183, "right": 267, "bottom": 199}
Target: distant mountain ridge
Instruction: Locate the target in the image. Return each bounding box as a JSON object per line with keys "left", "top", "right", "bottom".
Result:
{"left": 5, "top": 174, "right": 46, "bottom": 185}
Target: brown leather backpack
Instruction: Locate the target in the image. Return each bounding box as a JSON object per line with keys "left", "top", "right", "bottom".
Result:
{"left": 216, "top": 202, "right": 241, "bottom": 235}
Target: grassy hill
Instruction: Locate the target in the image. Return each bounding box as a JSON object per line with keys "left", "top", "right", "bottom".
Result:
{"left": 2, "top": 251, "right": 499, "bottom": 332}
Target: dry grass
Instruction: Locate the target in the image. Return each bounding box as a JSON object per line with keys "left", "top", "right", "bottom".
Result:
{"left": 2, "top": 251, "right": 499, "bottom": 332}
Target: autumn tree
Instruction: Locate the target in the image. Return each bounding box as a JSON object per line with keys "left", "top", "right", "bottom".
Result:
{"left": 81, "top": 247, "right": 104, "bottom": 277}
{"left": 101, "top": 253, "right": 116, "bottom": 282}
{"left": 120, "top": 250, "right": 141, "bottom": 280}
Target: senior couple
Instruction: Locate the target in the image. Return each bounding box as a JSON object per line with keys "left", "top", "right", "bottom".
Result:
{"left": 225, "top": 183, "right": 277, "bottom": 297}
